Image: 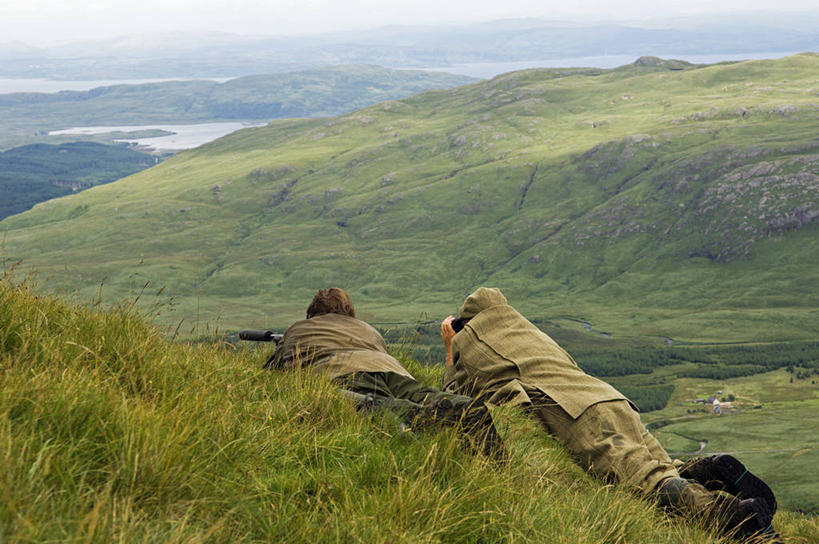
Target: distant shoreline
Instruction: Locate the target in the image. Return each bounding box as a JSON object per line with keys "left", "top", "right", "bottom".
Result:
{"left": 0, "top": 51, "right": 809, "bottom": 94}
{"left": 0, "top": 76, "right": 234, "bottom": 95}
{"left": 48, "top": 122, "right": 267, "bottom": 152}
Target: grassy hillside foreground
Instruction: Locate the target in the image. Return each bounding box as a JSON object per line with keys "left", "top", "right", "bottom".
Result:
{"left": 2, "top": 278, "right": 818, "bottom": 543}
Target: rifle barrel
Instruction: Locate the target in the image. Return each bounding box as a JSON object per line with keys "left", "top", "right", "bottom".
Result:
{"left": 239, "top": 330, "right": 283, "bottom": 343}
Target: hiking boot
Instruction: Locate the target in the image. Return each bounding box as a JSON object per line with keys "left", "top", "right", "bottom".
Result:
{"left": 679, "top": 455, "right": 777, "bottom": 514}
{"left": 656, "top": 478, "right": 777, "bottom": 542}
{"left": 711, "top": 495, "right": 774, "bottom": 542}
{"left": 656, "top": 477, "right": 693, "bottom": 511}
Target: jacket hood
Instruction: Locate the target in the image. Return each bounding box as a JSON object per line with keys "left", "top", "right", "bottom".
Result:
{"left": 458, "top": 287, "right": 508, "bottom": 319}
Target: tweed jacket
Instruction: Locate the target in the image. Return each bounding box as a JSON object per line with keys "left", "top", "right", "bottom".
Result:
{"left": 443, "top": 288, "right": 631, "bottom": 419}
{"left": 269, "top": 313, "right": 413, "bottom": 381}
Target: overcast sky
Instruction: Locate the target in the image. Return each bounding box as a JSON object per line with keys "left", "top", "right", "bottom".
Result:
{"left": 2, "top": 0, "right": 818, "bottom": 46}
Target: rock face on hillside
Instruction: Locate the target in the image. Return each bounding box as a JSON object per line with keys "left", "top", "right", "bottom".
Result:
{"left": 633, "top": 56, "right": 694, "bottom": 70}
{"left": 565, "top": 139, "right": 819, "bottom": 261}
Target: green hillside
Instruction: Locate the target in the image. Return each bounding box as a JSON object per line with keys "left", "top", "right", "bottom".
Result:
{"left": 0, "top": 65, "right": 476, "bottom": 149}
{"left": 1, "top": 54, "right": 818, "bottom": 341}
{"left": 2, "top": 277, "right": 818, "bottom": 542}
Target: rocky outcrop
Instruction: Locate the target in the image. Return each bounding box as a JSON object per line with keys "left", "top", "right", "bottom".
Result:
{"left": 563, "top": 142, "right": 819, "bottom": 262}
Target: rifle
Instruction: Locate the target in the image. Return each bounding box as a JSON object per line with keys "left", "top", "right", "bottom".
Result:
{"left": 239, "top": 329, "right": 284, "bottom": 343}
{"left": 239, "top": 329, "right": 285, "bottom": 370}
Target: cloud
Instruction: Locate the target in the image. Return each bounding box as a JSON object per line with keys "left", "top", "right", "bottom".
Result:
{"left": 1, "top": 0, "right": 818, "bottom": 46}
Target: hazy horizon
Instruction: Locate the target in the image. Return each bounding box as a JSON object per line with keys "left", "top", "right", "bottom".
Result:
{"left": 3, "top": 1, "right": 819, "bottom": 47}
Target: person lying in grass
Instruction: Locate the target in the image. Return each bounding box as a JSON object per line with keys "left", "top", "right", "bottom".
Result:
{"left": 439, "top": 287, "right": 780, "bottom": 543}
{"left": 264, "top": 286, "right": 504, "bottom": 457}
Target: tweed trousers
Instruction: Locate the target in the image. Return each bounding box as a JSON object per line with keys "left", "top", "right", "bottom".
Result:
{"left": 526, "top": 391, "right": 680, "bottom": 494}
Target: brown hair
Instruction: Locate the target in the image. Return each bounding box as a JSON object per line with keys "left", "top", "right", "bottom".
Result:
{"left": 306, "top": 287, "right": 355, "bottom": 319}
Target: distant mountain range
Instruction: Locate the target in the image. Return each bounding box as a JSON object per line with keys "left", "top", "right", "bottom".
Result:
{"left": 2, "top": 55, "right": 817, "bottom": 342}
{"left": 0, "top": 65, "right": 476, "bottom": 149}
{"left": 1, "top": 14, "right": 817, "bottom": 79}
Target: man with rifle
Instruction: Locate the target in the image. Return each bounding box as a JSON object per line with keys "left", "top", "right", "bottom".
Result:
{"left": 260, "top": 287, "right": 504, "bottom": 458}
{"left": 439, "top": 287, "right": 780, "bottom": 542}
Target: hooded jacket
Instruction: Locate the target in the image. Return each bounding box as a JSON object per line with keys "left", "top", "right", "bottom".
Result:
{"left": 443, "top": 287, "right": 631, "bottom": 419}
{"left": 268, "top": 313, "right": 413, "bottom": 381}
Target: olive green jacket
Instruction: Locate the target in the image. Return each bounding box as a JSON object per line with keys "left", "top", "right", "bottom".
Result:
{"left": 269, "top": 313, "right": 413, "bottom": 381}
{"left": 442, "top": 288, "right": 631, "bottom": 419}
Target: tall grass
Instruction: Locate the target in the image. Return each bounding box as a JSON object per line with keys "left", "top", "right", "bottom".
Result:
{"left": 1, "top": 277, "right": 816, "bottom": 542}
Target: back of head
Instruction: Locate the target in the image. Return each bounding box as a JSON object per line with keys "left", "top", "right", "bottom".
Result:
{"left": 459, "top": 287, "right": 508, "bottom": 319}
{"left": 306, "top": 287, "right": 356, "bottom": 319}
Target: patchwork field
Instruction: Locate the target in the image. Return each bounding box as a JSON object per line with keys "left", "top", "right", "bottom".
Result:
{"left": 646, "top": 370, "right": 819, "bottom": 513}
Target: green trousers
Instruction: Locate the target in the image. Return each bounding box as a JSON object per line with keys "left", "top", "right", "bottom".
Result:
{"left": 526, "top": 390, "right": 713, "bottom": 508}
{"left": 528, "top": 395, "right": 677, "bottom": 493}
{"left": 338, "top": 371, "right": 479, "bottom": 420}
{"left": 338, "top": 371, "right": 506, "bottom": 459}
